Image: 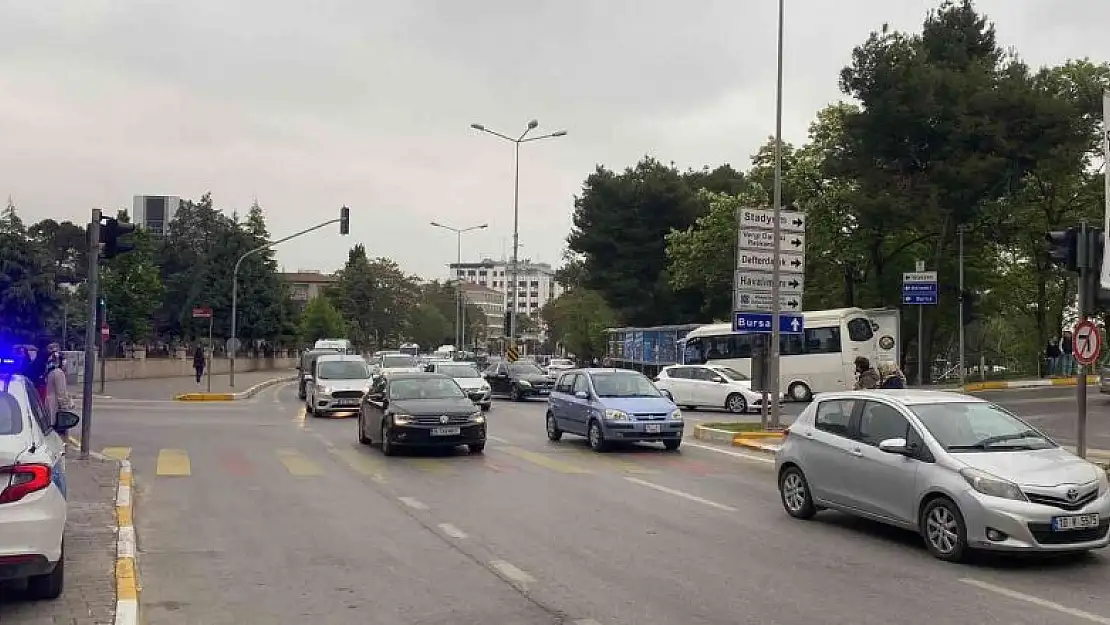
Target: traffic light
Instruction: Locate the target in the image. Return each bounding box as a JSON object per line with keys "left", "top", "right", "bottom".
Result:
{"left": 339, "top": 206, "right": 350, "bottom": 235}
{"left": 1045, "top": 227, "right": 1080, "bottom": 272}
{"left": 959, "top": 290, "right": 979, "bottom": 326}
{"left": 100, "top": 216, "right": 135, "bottom": 259}
{"left": 504, "top": 311, "right": 512, "bottom": 337}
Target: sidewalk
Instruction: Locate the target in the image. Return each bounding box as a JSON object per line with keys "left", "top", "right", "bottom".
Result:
{"left": 0, "top": 456, "right": 119, "bottom": 622}
{"left": 962, "top": 375, "right": 1099, "bottom": 392}
{"left": 71, "top": 369, "right": 295, "bottom": 401}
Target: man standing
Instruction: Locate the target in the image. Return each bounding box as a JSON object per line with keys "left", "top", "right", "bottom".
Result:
{"left": 1058, "top": 331, "right": 1074, "bottom": 376}
{"left": 193, "top": 344, "right": 206, "bottom": 384}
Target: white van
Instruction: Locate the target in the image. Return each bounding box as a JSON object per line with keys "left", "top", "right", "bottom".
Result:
{"left": 314, "top": 339, "right": 352, "bottom": 354}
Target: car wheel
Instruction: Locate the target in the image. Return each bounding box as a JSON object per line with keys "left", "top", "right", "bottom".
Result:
{"left": 26, "top": 542, "right": 64, "bottom": 600}
{"left": 546, "top": 412, "right": 563, "bottom": 441}
{"left": 778, "top": 466, "right": 817, "bottom": 520}
{"left": 663, "top": 439, "right": 681, "bottom": 451}
{"left": 510, "top": 386, "right": 522, "bottom": 402}
{"left": 468, "top": 442, "right": 485, "bottom": 454}
{"left": 725, "top": 393, "right": 748, "bottom": 414}
{"left": 305, "top": 398, "right": 314, "bottom": 416}
{"left": 380, "top": 424, "right": 396, "bottom": 456}
{"left": 481, "top": 402, "right": 492, "bottom": 411}
{"left": 587, "top": 419, "right": 608, "bottom": 452}
{"left": 684, "top": 405, "right": 697, "bottom": 411}
{"left": 921, "top": 497, "right": 969, "bottom": 562}
{"left": 787, "top": 382, "right": 812, "bottom": 402}
{"left": 357, "top": 410, "right": 371, "bottom": 445}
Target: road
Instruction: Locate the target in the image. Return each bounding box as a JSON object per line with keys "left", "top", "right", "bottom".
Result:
{"left": 62, "top": 382, "right": 1110, "bottom": 625}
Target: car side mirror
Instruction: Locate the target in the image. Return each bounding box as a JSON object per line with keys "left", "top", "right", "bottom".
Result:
{"left": 660, "top": 389, "right": 673, "bottom": 400}
{"left": 574, "top": 391, "right": 589, "bottom": 400}
{"left": 55, "top": 410, "right": 80, "bottom": 432}
{"left": 878, "top": 438, "right": 910, "bottom": 455}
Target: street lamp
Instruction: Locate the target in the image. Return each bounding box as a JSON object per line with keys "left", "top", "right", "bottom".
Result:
{"left": 431, "top": 221, "right": 488, "bottom": 351}
{"left": 470, "top": 119, "right": 566, "bottom": 352}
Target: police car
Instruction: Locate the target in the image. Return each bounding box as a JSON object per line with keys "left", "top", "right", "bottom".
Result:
{"left": 0, "top": 358, "right": 80, "bottom": 599}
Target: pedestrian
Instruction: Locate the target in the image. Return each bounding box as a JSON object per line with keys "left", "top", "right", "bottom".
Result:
{"left": 44, "top": 351, "right": 74, "bottom": 426}
{"left": 877, "top": 362, "right": 906, "bottom": 389}
{"left": 1058, "top": 332, "right": 1074, "bottom": 376}
{"left": 26, "top": 338, "right": 58, "bottom": 403}
{"left": 193, "top": 344, "right": 206, "bottom": 383}
{"left": 1044, "top": 340, "right": 1061, "bottom": 377}
{"left": 853, "top": 356, "right": 880, "bottom": 390}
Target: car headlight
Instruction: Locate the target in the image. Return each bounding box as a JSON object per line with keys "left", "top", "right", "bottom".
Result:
{"left": 518, "top": 380, "right": 532, "bottom": 387}
{"left": 392, "top": 413, "right": 415, "bottom": 425}
{"left": 960, "top": 468, "right": 1027, "bottom": 501}
{"left": 603, "top": 409, "right": 630, "bottom": 421}
{"left": 481, "top": 383, "right": 491, "bottom": 391}
{"left": 317, "top": 386, "right": 331, "bottom": 395}
{"left": 670, "top": 409, "right": 683, "bottom": 421}
{"left": 1097, "top": 470, "right": 1109, "bottom": 495}
{"left": 468, "top": 411, "right": 485, "bottom": 423}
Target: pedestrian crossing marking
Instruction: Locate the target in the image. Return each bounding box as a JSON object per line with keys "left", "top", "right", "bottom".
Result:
{"left": 102, "top": 447, "right": 132, "bottom": 460}
{"left": 218, "top": 450, "right": 255, "bottom": 477}
{"left": 499, "top": 447, "right": 592, "bottom": 474}
{"left": 156, "top": 449, "right": 191, "bottom": 476}
{"left": 331, "top": 448, "right": 386, "bottom": 483}
{"left": 275, "top": 448, "right": 324, "bottom": 476}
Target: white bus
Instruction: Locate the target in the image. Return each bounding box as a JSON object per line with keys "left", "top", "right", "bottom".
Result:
{"left": 678, "top": 307, "right": 880, "bottom": 401}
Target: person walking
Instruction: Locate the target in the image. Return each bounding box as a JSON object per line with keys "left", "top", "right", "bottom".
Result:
{"left": 878, "top": 362, "right": 907, "bottom": 389}
{"left": 853, "top": 356, "right": 881, "bottom": 390}
{"left": 44, "top": 352, "right": 74, "bottom": 425}
{"left": 193, "top": 345, "right": 206, "bottom": 384}
{"left": 1044, "top": 340, "right": 1061, "bottom": 378}
{"left": 1058, "top": 332, "right": 1074, "bottom": 376}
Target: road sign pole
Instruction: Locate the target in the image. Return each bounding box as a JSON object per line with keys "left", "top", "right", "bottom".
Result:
{"left": 1077, "top": 222, "right": 1090, "bottom": 459}
{"left": 207, "top": 315, "right": 214, "bottom": 393}
{"left": 80, "top": 209, "right": 102, "bottom": 459}
{"left": 958, "top": 226, "right": 966, "bottom": 387}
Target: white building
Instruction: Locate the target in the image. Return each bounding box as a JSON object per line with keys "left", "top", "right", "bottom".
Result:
{"left": 131, "top": 195, "right": 181, "bottom": 236}
{"left": 448, "top": 258, "right": 564, "bottom": 318}
{"left": 461, "top": 283, "right": 505, "bottom": 340}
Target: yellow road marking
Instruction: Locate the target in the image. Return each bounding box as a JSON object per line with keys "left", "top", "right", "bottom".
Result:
{"left": 102, "top": 447, "right": 132, "bottom": 460}
{"left": 500, "top": 447, "right": 592, "bottom": 474}
{"left": 276, "top": 448, "right": 324, "bottom": 476}
{"left": 582, "top": 453, "right": 658, "bottom": 475}
{"left": 294, "top": 405, "right": 306, "bottom": 427}
{"left": 116, "top": 557, "right": 138, "bottom": 600}
{"left": 156, "top": 449, "right": 191, "bottom": 476}
{"left": 405, "top": 458, "right": 454, "bottom": 474}
{"left": 117, "top": 505, "right": 133, "bottom": 526}
{"left": 331, "top": 448, "right": 386, "bottom": 483}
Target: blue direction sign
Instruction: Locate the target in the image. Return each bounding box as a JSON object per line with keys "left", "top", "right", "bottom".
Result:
{"left": 732, "top": 311, "right": 805, "bottom": 334}
{"left": 902, "top": 271, "right": 938, "bottom": 305}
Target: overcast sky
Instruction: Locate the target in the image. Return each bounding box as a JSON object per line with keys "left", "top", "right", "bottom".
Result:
{"left": 2, "top": 1, "right": 1108, "bottom": 280}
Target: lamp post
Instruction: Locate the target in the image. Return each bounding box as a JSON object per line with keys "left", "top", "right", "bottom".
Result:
{"left": 430, "top": 222, "right": 488, "bottom": 351}
{"left": 769, "top": 0, "right": 786, "bottom": 428}
{"left": 470, "top": 120, "right": 566, "bottom": 351}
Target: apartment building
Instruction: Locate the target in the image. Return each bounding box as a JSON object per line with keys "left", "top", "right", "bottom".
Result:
{"left": 448, "top": 258, "right": 564, "bottom": 318}
{"left": 460, "top": 283, "right": 505, "bottom": 339}
{"left": 278, "top": 270, "right": 336, "bottom": 312}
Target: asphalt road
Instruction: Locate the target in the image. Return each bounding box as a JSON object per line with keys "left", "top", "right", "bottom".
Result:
{"left": 65, "top": 383, "right": 1109, "bottom": 625}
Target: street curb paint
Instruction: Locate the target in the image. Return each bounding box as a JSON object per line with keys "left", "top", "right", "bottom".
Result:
{"left": 172, "top": 374, "right": 296, "bottom": 401}
{"left": 963, "top": 376, "right": 1098, "bottom": 392}
{"left": 693, "top": 425, "right": 783, "bottom": 451}
{"left": 114, "top": 459, "right": 138, "bottom": 625}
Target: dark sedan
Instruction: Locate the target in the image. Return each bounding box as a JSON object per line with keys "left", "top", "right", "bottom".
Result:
{"left": 483, "top": 361, "right": 556, "bottom": 401}
{"left": 357, "top": 372, "right": 487, "bottom": 456}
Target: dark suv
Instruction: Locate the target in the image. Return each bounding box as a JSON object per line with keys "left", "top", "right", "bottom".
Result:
{"left": 483, "top": 361, "right": 555, "bottom": 401}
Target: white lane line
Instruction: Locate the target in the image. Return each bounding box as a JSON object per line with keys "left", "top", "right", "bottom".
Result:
{"left": 573, "top": 620, "right": 602, "bottom": 625}
{"left": 624, "top": 477, "right": 738, "bottom": 512}
{"left": 487, "top": 435, "right": 511, "bottom": 444}
{"left": 682, "top": 441, "right": 776, "bottom": 464}
{"left": 960, "top": 578, "right": 1110, "bottom": 624}
{"left": 489, "top": 560, "right": 535, "bottom": 588}
{"left": 398, "top": 497, "right": 428, "bottom": 511}
{"left": 438, "top": 523, "right": 468, "bottom": 539}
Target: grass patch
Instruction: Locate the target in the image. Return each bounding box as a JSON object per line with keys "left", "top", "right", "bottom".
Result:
{"left": 703, "top": 421, "right": 770, "bottom": 433}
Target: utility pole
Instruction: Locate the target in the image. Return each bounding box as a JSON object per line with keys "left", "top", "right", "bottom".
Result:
{"left": 768, "top": 0, "right": 785, "bottom": 429}
{"left": 958, "top": 226, "right": 966, "bottom": 387}
{"left": 80, "top": 210, "right": 101, "bottom": 459}
{"left": 1076, "top": 220, "right": 1090, "bottom": 459}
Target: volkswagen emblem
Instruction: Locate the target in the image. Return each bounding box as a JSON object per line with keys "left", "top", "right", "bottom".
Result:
{"left": 1066, "top": 487, "right": 1080, "bottom": 501}
{"left": 440, "top": 415, "right": 449, "bottom": 424}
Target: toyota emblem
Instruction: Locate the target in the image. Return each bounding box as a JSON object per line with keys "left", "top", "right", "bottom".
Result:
{"left": 440, "top": 415, "right": 449, "bottom": 424}
{"left": 1066, "top": 487, "right": 1080, "bottom": 501}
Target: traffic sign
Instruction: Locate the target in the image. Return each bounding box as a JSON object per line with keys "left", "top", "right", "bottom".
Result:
{"left": 225, "top": 337, "right": 241, "bottom": 354}
{"left": 734, "top": 270, "right": 804, "bottom": 295}
{"left": 734, "top": 291, "right": 802, "bottom": 313}
{"left": 506, "top": 346, "right": 519, "bottom": 362}
{"left": 737, "top": 229, "right": 805, "bottom": 253}
{"left": 737, "top": 207, "right": 806, "bottom": 234}
{"left": 732, "top": 311, "right": 804, "bottom": 334}
{"left": 901, "top": 271, "right": 938, "bottom": 305}
{"left": 192, "top": 307, "right": 213, "bottom": 319}
{"left": 1074, "top": 319, "right": 1102, "bottom": 366}
{"left": 736, "top": 249, "right": 805, "bottom": 274}
{"left": 100, "top": 325, "right": 109, "bottom": 340}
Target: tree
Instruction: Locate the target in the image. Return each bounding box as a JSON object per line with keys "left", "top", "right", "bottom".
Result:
{"left": 407, "top": 302, "right": 452, "bottom": 350}
{"left": 28, "top": 218, "right": 88, "bottom": 285}
{"left": 329, "top": 246, "right": 421, "bottom": 350}
{"left": 299, "top": 296, "right": 345, "bottom": 344}
{"left": 540, "top": 290, "right": 616, "bottom": 362}
{"left": 0, "top": 199, "right": 58, "bottom": 343}
{"left": 100, "top": 211, "right": 163, "bottom": 343}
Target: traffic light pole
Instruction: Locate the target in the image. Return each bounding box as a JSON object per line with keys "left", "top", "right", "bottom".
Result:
{"left": 1076, "top": 220, "right": 1090, "bottom": 460}
{"left": 80, "top": 210, "right": 101, "bottom": 459}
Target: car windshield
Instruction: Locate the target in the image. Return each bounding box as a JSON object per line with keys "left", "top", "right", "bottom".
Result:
{"left": 910, "top": 402, "right": 1055, "bottom": 452}
{"left": 389, "top": 378, "right": 465, "bottom": 400}
{"left": 436, "top": 364, "right": 480, "bottom": 378}
{"left": 0, "top": 391, "right": 25, "bottom": 435}
{"left": 383, "top": 355, "right": 417, "bottom": 368}
{"left": 317, "top": 361, "right": 370, "bottom": 380}
{"left": 711, "top": 366, "right": 750, "bottom": 381}
{"left": 509, "top": 363, "right": 543, "bottom": 376}
{"left": 591, "top": 372, "right": 661, "bottom": 398}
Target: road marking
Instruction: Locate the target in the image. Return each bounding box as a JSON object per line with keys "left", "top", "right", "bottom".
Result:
{"left": 624, "top": 477, "right": 738, "bottom": 511}
{"left": 573, "top": 620, "right": 602, "bottom": 625}
{"left": 489, "top": 560, "right": 535, "bottom": 588}
{"left": 571, "top": 449, "right": 657, "bottom": 474}
{"left": 960, "top": 578, "right": 1110, "bottom": 624}
{"left": 487, "top": 435, "right": 511, "bottom": 444}
{"left": 156, "top": 449, "right": 191, "bottom": 476}
{"left": 331, "top": 448, "right": 387, "bottom": 483}
{"left": 102, "top": 447, "right": 132, "bottom": 460}
{"left": 406, "top": 458, "right": 453, "bottom": 474}
{"left": 438, "top": 523, "right": 467, "bottom": 539}
{"left": 500, "top": 447, "right": 592, "bottom": 474}
{"left": 398, "top": 497, "right": 428, "bottom": 510}
{"left": 275, "top": 448, "right": 324, "bottom": 476}
{"left": 294, "top": 405, "right": 306, "bottom": 427}
{"left": 682, "top": 441, "right": 776, "bottom": 464}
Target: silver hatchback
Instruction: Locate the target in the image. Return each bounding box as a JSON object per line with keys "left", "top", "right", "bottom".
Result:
{"left": 776, "top": 390, "right": 1110, "bottom": 562}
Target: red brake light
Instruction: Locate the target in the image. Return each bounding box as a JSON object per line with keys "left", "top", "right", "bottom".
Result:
{"left": 0, "top": 464, "right": 52, "bottom": 504}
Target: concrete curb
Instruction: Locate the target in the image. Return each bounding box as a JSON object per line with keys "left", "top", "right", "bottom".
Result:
{"left": 693, "top": 424, "right": 784, "bottom": 454}
{"left": 963, "top": 376, "right": 1098, "bottom": 392}
{"left": 114, "top": 459, "right": 138, "bottom": 625}
{"left": 173, "top": 374, "right": 296, "bottom": 401}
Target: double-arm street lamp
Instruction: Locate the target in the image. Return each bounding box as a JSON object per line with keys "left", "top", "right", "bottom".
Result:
{"left": 430, "top": 221, "right": 488, "bottom": 351}
{"left": 470, "top": 120, "right": 566, "bottom": 349}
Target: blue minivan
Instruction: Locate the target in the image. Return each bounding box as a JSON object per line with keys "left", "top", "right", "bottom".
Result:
{"left": 546, "top": 368, "right": 683, "bottom": 452}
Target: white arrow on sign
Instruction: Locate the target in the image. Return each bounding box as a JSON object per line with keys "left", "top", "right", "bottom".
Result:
{"left": 734, "top": 269, "right": 804, "bottom": 294}
{"left": 736, "top": 249, "right": 805, "bottom": 274}
{"left": 734, "top": 290, "right": 803, "bottom": 312}
{"left": 902, "top": 271, "right": 938, "bottom": 283}
{"left": 737, "top": 229, "right": 806, "bottom": 253}
{"left": 737, "top": 207, "right": 806, "bottom": 234}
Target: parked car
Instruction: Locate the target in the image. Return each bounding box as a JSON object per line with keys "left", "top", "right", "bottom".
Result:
{"left": 776, "top": 389, "right": 1110, "bottom": 562}
{"left": 546, "top": 368, "right": 683, "bottom": 452}
{"left": 357, "top": 372, "right": 486, "bottom": 455}
{"left": 545, "top": 358, "right": 576, "bottom": 374}
{"left": 425, "top": 361, "right": 492, "bottom": 410}
{"left": 305, "top": 354, "right": 372, "bottom": 417}
{"left": 653, "top": 364, "right": 782, "bottom": 413}
{"left": 483, "top": 361, "right": 555, "bottom": 401}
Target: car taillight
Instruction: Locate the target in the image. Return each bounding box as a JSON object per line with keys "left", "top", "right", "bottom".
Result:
{"left": 0, "top": 464, "right": 52, "bottom": 504}
{"left": 782, "top": 427, "right": 791, "bottom": 438}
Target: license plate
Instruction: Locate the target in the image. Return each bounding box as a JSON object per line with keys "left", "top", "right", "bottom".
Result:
{"left": 645, "top": 424, "right": 661, "bottom": 433}
{"left": 1052, "top": 513, "right": 1100, "bottom": 531}
{"left": 430, "top": 427, "right": 461, "bottom": 436}
{"left": 338, "top": 399, "right": 359, "bottom": 406}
